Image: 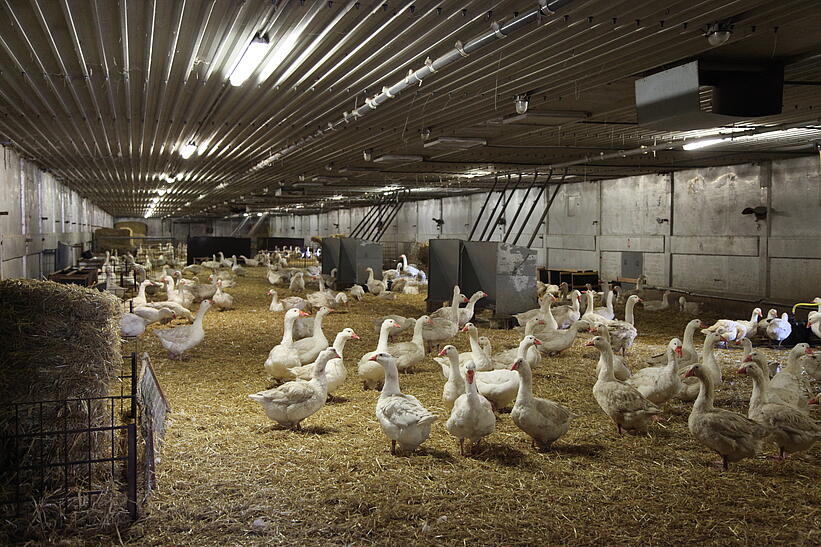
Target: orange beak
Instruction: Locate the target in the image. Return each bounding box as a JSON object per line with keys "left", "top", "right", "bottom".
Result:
{"left": 368, "top": 354, "right": 378, "bottom": 361}
{"left": 299, "top": 311, "right": 310, "bottom": 317}
{"left": 460, "top": 325, "right": 470, "bottom": 332}
{"left": 585, "top": 340, "right": 595, "bottom": 347}
{"left": 742, "top": 355, "right": 753, "bottom": 362}
{"left": 805, "top": 347, "right": 814, "bottom": 355}
{"left": 533, "top": 339, "right": 542, "bottom": 345}
{"left": 737, "top": 366, "right": 748, "bottom": 375}
{"left": 510, "top": 361, "right": 520, "bottom": 371}
{"left": 351, "top": 333, "right": 361, "bottom": 340}
{"left": 437, "top": 348, "right": 448, "bottom": 357}
{"left": 674, "top": 346, "right": 682, "bottom": 356}
{"left": 683, "top": 368, "right": 695, "bottom": 379}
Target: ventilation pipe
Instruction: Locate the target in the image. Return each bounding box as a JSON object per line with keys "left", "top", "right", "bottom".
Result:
{"left": 253, "top": 0, "right": 575, "bottom": 170}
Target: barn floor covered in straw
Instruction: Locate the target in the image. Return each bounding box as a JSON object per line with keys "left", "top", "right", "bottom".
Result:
{"left": 121, "top": 268, "right": 818, "bottom": 546}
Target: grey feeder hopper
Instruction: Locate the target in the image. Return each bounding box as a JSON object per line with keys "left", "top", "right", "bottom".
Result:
{"left": 336, "top": 238, "right": 383, "bottom": 289}
{"left": 321, "top": 237, "right": 341, "bottom": 276}
{"left": 427, "top": 239, "right": 537, "bottom": 320}
{"left": 462, "top": 241, "right": 537, "bottom": 317}
{"left": 426, "top": 239, "right": 462, "bottom": 311}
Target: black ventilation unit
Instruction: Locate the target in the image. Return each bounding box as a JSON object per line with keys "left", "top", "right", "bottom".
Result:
{"left": 635, "top": 60, "right": 784, "bottom": 130}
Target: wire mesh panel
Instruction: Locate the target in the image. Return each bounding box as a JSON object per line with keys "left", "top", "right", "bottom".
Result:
{"left": 0, "top": 354, "right": 139, "bottom": 528}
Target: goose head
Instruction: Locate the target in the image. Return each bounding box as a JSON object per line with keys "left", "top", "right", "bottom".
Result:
{"left": 465, "top": 361, "right": 477, "bottom": 384}
{"left": 668, "top": 338, "right": 683, "bottom": 357}
{"left": 510, "top": 357, "right": 526, "bottom": 371}
{"left": 437, "top": 345, "right": 458, "bottom": 358}
{"left": 341, "top": 328, "right": 360, "bottom": 341}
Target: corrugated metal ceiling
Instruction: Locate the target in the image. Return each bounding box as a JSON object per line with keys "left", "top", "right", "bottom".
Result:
{"left": 0, "top": 0, "right": 819, "bottom": 218}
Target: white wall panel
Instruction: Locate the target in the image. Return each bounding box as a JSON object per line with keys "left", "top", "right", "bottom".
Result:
{"left": 672, "top": 254, "right": 760, "bottom": 295}
{"left": 770, "top": 155, "right": 820, "bottom": 238}
{"left": 672, "top": 165, "right": 762, "bottom": 236}
{"left": 601, "top": 174, "right": 670, "bottom": 236}
{"left": 768, "top": 258, "right": 821, "bottom": 301}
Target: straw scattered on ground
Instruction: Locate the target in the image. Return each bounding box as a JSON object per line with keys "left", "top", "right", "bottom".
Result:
{"left": 115, "top": 269, "right": 820, "bottom": 546}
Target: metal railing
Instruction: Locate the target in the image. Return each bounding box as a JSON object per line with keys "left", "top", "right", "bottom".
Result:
{"left": 0, "top": 353, "right": 140, "bottom": 525}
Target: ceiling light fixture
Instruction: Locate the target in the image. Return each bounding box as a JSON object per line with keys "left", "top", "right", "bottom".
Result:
{"left": 514, "top": 94, "right": 530, "bottom": 115}
{"left": 180, "top": 141, "right": 197, "bottom": 159}
{"left": 705, "top": 22, "right": 732, "bottom": 47}
{"left": 230, "top": 34, "right": 270, "bottom": 86}
{"left": 682, "top": 138, "right": 727, "bottom": 151}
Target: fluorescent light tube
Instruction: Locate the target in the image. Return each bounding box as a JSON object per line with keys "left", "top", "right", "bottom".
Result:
{"left": 180, "top": 142, "right": 197, "bottom": 159}
{"left": 230, "top": 35, "right": 270, "bottom": 87}
{"left": 682, "top": 138, "right": 726, "bottom": 151}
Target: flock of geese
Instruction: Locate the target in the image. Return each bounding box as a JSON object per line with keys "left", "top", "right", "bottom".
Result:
{"left": 116, "top": 248, "right": 821, "bottom": 469}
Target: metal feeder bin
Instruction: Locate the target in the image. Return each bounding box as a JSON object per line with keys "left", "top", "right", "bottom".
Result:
{"left": 426, "top": 239, "right": 463, "bottom": 311}
{"left": 321, "top": 237, "right": 341, "bottom": 276}
{"left": 426, "top": 239, "right": 536, "bottom": 317}
{"left": 336, "top": 238, "right": 383, "bottom": 288}
{"left": 461, "top": 241, "right": 537, "bottom": 317}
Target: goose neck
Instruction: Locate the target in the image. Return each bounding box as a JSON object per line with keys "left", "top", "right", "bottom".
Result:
{"left": 693, "top": 375, "right": 715, "bottom": 412}
{"left": 333, "top": 335, "right": 348, "bottom": 357}
{"left": 376, "top": 324, "right": 392, "bottom": 352}
{"left": 598, "top": 345, "right": 617, "bottom": 382}
{"left": 683, "top": 322, "right": 697, "bottom": 350}
{"left": 282, "top": 315, "right": 296, "bottom": 345}
{"left": 625, "top": 299, "right": 636, "bottom": 324}
{"left": 412, "top": 320, "right": 425, "bottom": 345}
{"left": 312, "top": 312, "right": 326, "bottom": 336}
{"left": 515, "top": 366, "right": 534, "bottom": 405}
{"left": 380, "top": 362, "right": 401, "bottom": 395}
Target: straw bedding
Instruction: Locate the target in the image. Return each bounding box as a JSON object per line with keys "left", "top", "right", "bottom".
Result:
{"left": 115, "top": 270, "right": 818, "bottom": 545}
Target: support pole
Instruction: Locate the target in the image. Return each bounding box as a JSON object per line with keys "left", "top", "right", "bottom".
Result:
{"left": 487, "top": 173, "right": 522, "bottom": 241}
{"left": 478, "top": 174, "right": 512, "bottom": 242}
{"left": 467, "top": 174, "right": 498, "bottom": 241}
{"left": 527, "top": 170, "right": 567, "bottom": 249}
{"left": 513, "top": 170, "right": 552, "bottom": 246}
{"left": 504, "top": 171, "right": 539, "bottom": 242}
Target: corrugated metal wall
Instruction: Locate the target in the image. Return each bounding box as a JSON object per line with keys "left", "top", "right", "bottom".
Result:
{"left": 0, "top": 144, "right": 113, "bottom": 280}
{"left": 270, "top": 155, "right": 820, "bottom": 303}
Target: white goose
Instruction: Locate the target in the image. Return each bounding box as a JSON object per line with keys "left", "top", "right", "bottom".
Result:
{"left": 422, "top": 285, "right": 464, "bottom": 352}
{"left": 533, "top": 319, "right": 591, "bottom": 356}
{"left": 431, "top": 290, "right": 487, "bottom": 327}
{"left": 291, "top": 329, "right": 359, "bottom": 395}
{"left": 437, "top": 345, "right": 523, "bottom": 411}
{"left": 371, "top": 352, "right": 437, "bottom": 455}
{"left": 124, "top": 279, "right": 157, "bottom": 310}
{"left": 358, "top": 319, "right": 401, "bottom": 389}
{"left": 515, "top": 295, "right": 558, "bottom": 330}
{"left": 212, "top": 279, "right": 234, "bottom": 311}
{"left": 684, "top": 364, "right": 769, "bottom": 471}
{"left": 388, "top": 316, "right": 430, "bottom": 372}
{"left": 768, "top": 343, "right": 813, "bottom": 409}
{"left": 765, "top": 313, "right": 792, "bottom": 346}
{"left": 492, "top": 318, "right": 544, "bottom": 368}
{"left": 445, "top": 362, "right": 496, "bottom": 456}
{"left": 365, "top": 267, "right": 386, "bottom": 296}
{"left": 267, "top": 289, "right": 284, "bottom": 311}
{"left": 154, "top": 300, "right": 212, "bottom": 359}
{"left": 132, "top": 306, "right": 176, "bottom": 325}
{"left": 598, "top": 295, "right": 641, "bottom": 354}
{"left": 589, "top": 333, "right": 661, "bottom": 434}
{"left": 675, "top": 332, "right": 724, "bottom": 402}
{"left": 511, "top": 355, "right": 576, "bottom": 450}
{"left": 293, "top": 306, "right": 331, "bottom": 364}
{"left": 702, "top": 307, "right": 763, "bottom": 342}
{"left": 642, "top": 290, "right": 671, "bottom": 311}
{"left": 552, "top": 290, "right": 582, "bottom": 328}
{"left": 741, "top": 351, "right": 807, "bottom": 411}
{"left": 264, "top": 308, "right": 309, "bottom": 380}
{"left": 582, "top": 291, "right": 612, "bottom": 325}
{"left": 249, "top": 347, "right": 338, "bottom": 430}
{"left": 737, "top": 360, "right": 821, "bottom": 460}
{"left": 626, "top": 338, "right": 683, "bottom": 405}
{"left": 289, "top": 271, "right": 306, "bottom": 292}
{"left": 593, "top": 325, "right": 632, "bottom": 381}
{"left": 678, "top": 296, "right": 701, "bottom": 315}
{"left": 646, "top": 319, "right": 702, "bottom": 367}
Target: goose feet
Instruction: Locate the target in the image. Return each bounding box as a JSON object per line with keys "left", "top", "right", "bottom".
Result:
{"left": 390, "top": 440, "right": 397, "bottom": 456}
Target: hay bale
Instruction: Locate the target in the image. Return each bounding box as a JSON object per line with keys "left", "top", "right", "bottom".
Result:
{"left": 95, "top": 227, "right": 134, "bottom": 253}
{"left": 0, "top": 280, "right": 124, "bottom": 536}
{"left": 0, "top": 279, "right": 122, "bottom": 403}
